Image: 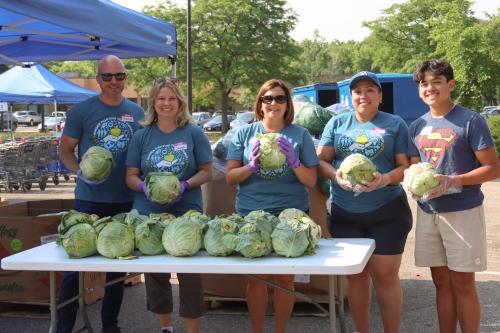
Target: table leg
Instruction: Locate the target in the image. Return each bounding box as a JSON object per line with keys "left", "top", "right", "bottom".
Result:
{"left": 79, "top": 271, "right": 94, "bottom": 333}
{"left": 337, "top": 276, "right": 346, "bottom": 333}
{"left": 49, "top": 271, "right": 57, "bottom": 333}
{"left": 328, "top": 275, "right": 337, "bottom": 333}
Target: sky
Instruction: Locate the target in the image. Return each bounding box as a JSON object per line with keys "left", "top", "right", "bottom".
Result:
{"left": 113, "top": 0, "right": 499, "bottom": 42}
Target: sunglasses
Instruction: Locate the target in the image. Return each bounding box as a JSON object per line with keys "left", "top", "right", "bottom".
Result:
{"left": 99, "top": 72, "right": 127, "bottom": 82}
{"left": 260, "top": 95, "right": 287, "bottom": 104}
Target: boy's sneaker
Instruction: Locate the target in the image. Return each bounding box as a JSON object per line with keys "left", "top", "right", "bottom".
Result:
{"left": 161, "top": 329, "right": 174, "bottom": 333}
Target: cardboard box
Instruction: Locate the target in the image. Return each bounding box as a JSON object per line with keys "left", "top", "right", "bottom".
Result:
{"left": 201, "top": 168, "right": 237, "bottom": 216}
{"left": 0, "top": 199, "right": 104, "bottom": 304}
{"left": 308, "top": 188, "right": 331, "bottom": 238}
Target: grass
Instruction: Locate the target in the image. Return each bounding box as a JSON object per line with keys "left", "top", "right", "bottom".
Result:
{"left": 0, "top": 131, "right": 54, "bottom": 143}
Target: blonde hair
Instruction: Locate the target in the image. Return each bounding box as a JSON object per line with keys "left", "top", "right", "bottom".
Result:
{"left": 253, "top": 79, "right": 295, "bottom": 125}
{"left": 141, "top": 78, "right": 192, "bottom": 127}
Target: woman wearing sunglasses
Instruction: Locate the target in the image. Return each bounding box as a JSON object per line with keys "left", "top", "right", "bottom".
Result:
{"left": 125, "top": 78, "right": 213, "bottom": 333}
{"left": 226, "top": 79, "right": 319, "bottom": 333}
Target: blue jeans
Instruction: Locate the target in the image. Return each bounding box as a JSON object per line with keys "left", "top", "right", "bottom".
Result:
{"left": 56, "top": 200, "right": 132, "bottom": 333}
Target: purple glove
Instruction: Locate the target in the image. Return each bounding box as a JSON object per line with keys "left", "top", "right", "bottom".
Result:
{"left": 247, "top": 140, "right": 260, "bottom": 174}
{"left": 278, "top": 137, "right": 299, "bottom": 169}
{"left": 138, "top": 181, "right": 151, "bottom": 200}
{"left": 76, "top": 169, "right": 107, "bottom": 185}
{"left": 169, "top": 181, "right": 190, "bottom": 205}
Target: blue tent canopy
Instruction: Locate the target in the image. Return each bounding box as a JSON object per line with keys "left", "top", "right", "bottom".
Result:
{"left": 0, "top": 0, "right": 177, "bottom": 65}
{"left": 0, "top": 64, "right": 98, "bottom": 104}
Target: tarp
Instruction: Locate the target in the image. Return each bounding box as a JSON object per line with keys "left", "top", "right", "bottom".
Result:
{"left": 0, "top": 0, "right": 177, "bottom": 65}
{"left": 0, "top": 64, "right": 98, "bottom": 104}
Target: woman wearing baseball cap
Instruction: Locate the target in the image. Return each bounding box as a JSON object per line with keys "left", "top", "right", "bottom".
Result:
{"left": 317, "top": 71, "right": 412, "bottom": 333}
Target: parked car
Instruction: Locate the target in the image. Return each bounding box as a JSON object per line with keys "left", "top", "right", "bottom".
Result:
{"left": 0, "top": 111, "right": 18, "bottom": 131}
{"left": 192, "top": 111, "right": 212, "bottom": 127}
{"left": 50, "top": 111, "right": 67, "bottom": 119}
{"left": 480, "top": 106, "right": 500, "bottom": 119}
{"left": 203, "top": 114, "right": 235, "bottom": 131}
{"left": 38, "top": 117, "right": 65, "bottom": 132}
{"left": 13, "top": 110, "right": 42, "bottom": 126}
{"left": 230, "top": 111, "right": 254, "bottom": 129}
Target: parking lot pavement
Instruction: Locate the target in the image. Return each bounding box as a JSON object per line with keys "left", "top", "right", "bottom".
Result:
{"left": 0, "top": 181, "right": 499, "bottom": 332}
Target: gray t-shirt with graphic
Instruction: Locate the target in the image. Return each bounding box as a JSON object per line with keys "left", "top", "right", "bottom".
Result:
{"left": 126, "top": 123, "right": 213, "bottom": 215}
{"left": 63, "top": 96, "right": 144, "bottom": 203}
{"left": 408, "top": 104, "right": 494, "bottom": 213}
{"left": 227, "top": 122, "right": 319, "bottom": 216}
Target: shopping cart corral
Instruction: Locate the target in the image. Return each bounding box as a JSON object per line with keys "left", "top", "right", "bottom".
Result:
{"left": 0, "top": 137, "right": 72, "bottom": 192}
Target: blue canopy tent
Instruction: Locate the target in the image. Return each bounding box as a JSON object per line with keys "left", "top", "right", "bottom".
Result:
{"left": 0, "top": 64, "right": 97, "bottom": 104}
{"left": 0, "top": 0, "right": 177, "bottom": 67}
{"left": 0, "top": 64, "right": 98, "bottom": 133}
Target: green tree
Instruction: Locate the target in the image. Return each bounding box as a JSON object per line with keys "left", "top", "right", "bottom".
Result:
{"left": 137, "top": 0, "right": 300, "bottom": 131}
{"left": 47, "top": 60, "right": 96, "bottom": 77}
{"left": 363, "top": 0, "right": 475, "bottom": 73}
{"left": 431, "top": 13, "right": 500, "bottom": 109}
{"left": 294, "top": 30, "right": 332, "bottom": 84}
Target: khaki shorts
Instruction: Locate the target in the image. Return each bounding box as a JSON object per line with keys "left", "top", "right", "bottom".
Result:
{"left": 414, "top": 205, "right": 487, "bottom": 272}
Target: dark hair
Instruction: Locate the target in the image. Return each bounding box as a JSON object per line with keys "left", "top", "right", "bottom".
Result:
{"left": 414, "top": 59, "right": 454, "bottom": 83}
{"left": 253, "top": 79, "right": 294, "bottom": 125}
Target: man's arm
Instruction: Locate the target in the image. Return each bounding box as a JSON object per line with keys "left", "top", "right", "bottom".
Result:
{"left": 59, "top": 134, "right": 79, "bottom": 173}
{"left": 458, "top": 147, "right": 500, "bottom": 185}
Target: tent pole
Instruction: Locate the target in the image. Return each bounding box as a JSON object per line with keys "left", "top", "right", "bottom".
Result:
{"left": 54, "top": 100, "right": 58, "bottom": 135}
{"left": 187, "top": 0, "right": 192, "bottom": 113}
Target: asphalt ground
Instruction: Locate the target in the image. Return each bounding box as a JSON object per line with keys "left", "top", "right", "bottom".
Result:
{"left": 0, "top": 180, "right": 499, "bottom": 333}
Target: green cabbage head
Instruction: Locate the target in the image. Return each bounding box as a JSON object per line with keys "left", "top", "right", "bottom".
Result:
{"left": 245, "top": 210, "right": 280, "bottom": 230}
{"left": 339, "top": 153, "right": 377, "bottom": 186}
{"left": 58, "top": 210, "right": 98, "bottom": 235}
{"left": 96, "top": 222, "right": 135, "bottom": 259}
{"left": 60, "top": 223, "right": 97, "bottom": 258}
{"left": 162, "top": 217, "right": 203, "bottom": 256}
{"left": 293, "top": 104, "right": 333, "bottom": 135}
{"left": 113, "top": 209, "right": 148, "bottom": 229}
{"left": 278, "top": 208, "right": 308, "bottom": 220}
{"left": 271, "top": 218, "right": 310, "bottom": 257}
{"left": 222, "top": 221, "right": 272, "bottom": 258}
{"left": 204, "top": 217, "right": 239, "bottom": 256}
{"left": 135, "top": 218, "right": 165, "bottom": 255}
{"left": 79, "top": 146, "right": 115, "bottom": 181}
{"left": 258, "top": 133, "right": 286, "bottom": 170}
{"left": 145, "top": 172, "right": 180, "bottom": 205}
{"left": 404, "top": 162, "right": 440, "bottom": 196}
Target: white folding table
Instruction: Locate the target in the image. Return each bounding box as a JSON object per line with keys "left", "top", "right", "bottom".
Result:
{"left": 1, "top": 238, "right": 374, "bottom": 333}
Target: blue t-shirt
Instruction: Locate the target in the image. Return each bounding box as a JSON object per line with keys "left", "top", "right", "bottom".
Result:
{"left": 408, "top": 105, "right": 494, "bottom": 213}
{"left": 126, "top": 123, "right": 213, "bottom": 216}
{"left": 63, "top": 96, "right": 144, "bottom": 203}
{"left": 319, "top": 111, "right": 408, "bottom": 213}
{"left": 227, "top": 122, "right": 319, "bottom": 216}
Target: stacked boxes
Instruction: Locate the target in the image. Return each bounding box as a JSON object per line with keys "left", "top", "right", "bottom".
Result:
{"left": 0, "top": 199, "right": 105, "bottom": 304}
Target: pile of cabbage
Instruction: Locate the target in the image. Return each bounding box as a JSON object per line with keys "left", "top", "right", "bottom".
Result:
{"left": 79, "top": 146, "right": 115, "bottom": 181}
{"left": 57, "top": 208, "right": 321, "bottom": 259}
{"left": 403, "top": 162, "right": 440, "bottom": 197}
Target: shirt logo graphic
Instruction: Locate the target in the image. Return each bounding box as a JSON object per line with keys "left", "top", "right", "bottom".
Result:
{"left": 416, "top": 128, "right": 458, "bottom": 167}
{"left": 337, "top": 129, "right": 384, "bottom": 158}
{"left": 147, "top": 143, "right": 189, "bottom": 176}
{"left": 93, "top": 117, "right": 133, "bottom": 153}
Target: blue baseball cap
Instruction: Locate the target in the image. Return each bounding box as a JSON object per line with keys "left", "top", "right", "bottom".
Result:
{"left": 349, "top": 71, "right": 381, "bottom": 90}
